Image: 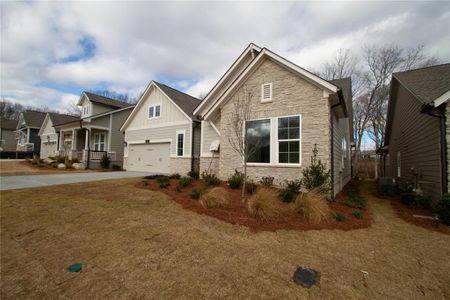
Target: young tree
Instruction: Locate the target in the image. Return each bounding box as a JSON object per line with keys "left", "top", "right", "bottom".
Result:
{"left": 226, "top": 90, "right": 259, "bottom": 201}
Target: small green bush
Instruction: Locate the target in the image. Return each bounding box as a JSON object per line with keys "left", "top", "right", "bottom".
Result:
{"left": 201, "top": 170, "right": 221, "bottom": 186}
{"left": 169, "top": 173, "right": 181, "bottom": 179}
{"left": 284, "top": 179, "right": 302, "bottom": 193}
{"left": 156, "top": 175, "right": 170, "bottom": 188}
{"left": 259, "top": 176, "right": 275, "bottom": 187}
{"left": 302, "top": 144, "right": 331, "bottom": 191}
{"left": 159, "top": 181, "right": 170, "bottom": 188}
{"left": 179, "top": 176, "right": 193, "bottom": 188}
{"left": 112, "top": 164, "right": 121, "bottom": 171}
{"left": 344, "top": 195, "right": 366, "bottom": 209}
{"left": 335, "top": 212, "right": 346, "bottom": 222}
{"left": 55, "top": 155, "right": 66, "bottom": 164}
{"left": 228, "top": 169, "right": 244, "bottom": 189}
{"left": 409, "top": 194, "right": 431, "bottom": 209}
{"left": 174, "top": 186, "right": 182, "bottom": 193}
{"left": 436, "top": 194, "right": 450, "bottom": 225}
{"left": 100, "top": 154, "right": 110, "bottom": 169}
{"left": 279, "top": 187, "right": 295, "bottom": 203}
{"left": 190, "top": 188, "right": 203, "bottom": 200}
{"left": 142, "top": 179, "right": 149, "bottom": 187}
{"left": 188, "top": 170, "right": 199, "bottom": 180}
{"left": 245, "top": 180, "right": 257, "bottom": 194}
{"left": 352, "top": 211, "right": 364, "bottom": 219}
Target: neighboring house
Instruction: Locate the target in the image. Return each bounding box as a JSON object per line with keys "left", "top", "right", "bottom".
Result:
{"left": 383, "top": 63, "right": 450, "bottom": 201}
{"left": 194, "top": 43, "right": 353, "bottom": 196}
{"left": 120, "top": 81, "right": 201, "bottom": 174}
{"left": 38, "top": 112, "right": 79, "bottom": 159}
{"left": 53, "top": 92, "right": 133, "bottom": 168}
{"left": 0, "top": 118, "right": 18, "bottom": 151}
{"left": 16, "top": 111, "right": 47, "bottom": 153}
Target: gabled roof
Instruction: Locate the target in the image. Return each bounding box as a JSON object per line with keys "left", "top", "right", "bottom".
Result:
{"left": 0, "top": 118, "right": 18, "bottom": 130}
{"left": 393, "top": 63, "right": 450, "bottom": 106}
{"left": 82, "top": 92, "right": 132, "bottom": 109}
{"left": 48, "top": 112, "right": 79, "bottom": 126}
{"left": 120, "top": 81, "right": 201, "bottom": 131}
{"left": 153, "top": 82, "right": 201, "bottom": 118}
{"left": 20, "top": 111, "right": 47, "bottom": 128}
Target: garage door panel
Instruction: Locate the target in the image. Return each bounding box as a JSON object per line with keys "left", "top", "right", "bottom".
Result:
{"left": 128, "top": 143, "right": 170, "bottom": 173}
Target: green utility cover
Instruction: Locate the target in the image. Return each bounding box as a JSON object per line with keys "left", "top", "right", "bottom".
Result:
{"left": 67, "top": 263, "right": 82, "bottom": 273}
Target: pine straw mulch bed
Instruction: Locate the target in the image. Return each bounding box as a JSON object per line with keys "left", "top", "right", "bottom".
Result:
{"left": 376, "top": 192, "right": 450, "bottom": 235}
{"left": 135, "top": 178, "right": 372, "bottom": 232}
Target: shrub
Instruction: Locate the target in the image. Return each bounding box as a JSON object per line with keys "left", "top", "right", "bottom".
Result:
{"left": 409, "top": 194, "right": 431, "bottom": 209}
{"left": 352, "top": 211, "right": 364, "bottom": 219}
{"left": 112, "top": 164, "right": 121, "bottom": 171}
{"left": 247, "top": 188, "right": 280, "bottom": 220}
{"left": 174, "top": 186, "right": 182, "bottom": 193}
{"left": 259, "top": 176, "right": 275, "bottom": 187}
{"left": 178, "top": 176, "right": 193, "bottom": 188}
{"left": 188, "top": 170, "right": 199, "bottom": 180}
{"left": 55, "top": 155, "right": 66, "bottom": 164}
{"left": 245, "top": 180, "right": 257, "bottom": 194}
{"left": 142, "top": 179, "right": 149, "bottom": 187}
{"left": 228, "top": 169, "right": 244, "bottom": 189}
{"left": 295, "top": 189, "right": 331, "bottom": 224}
{"left": 200, "top": 187, "right": 230, "bottom": 208}
{"left": 100, "top": 154, "right": 110, "bottom": 169}
{"left": 279, "top": 187, "right": 295, "bottom": 203}
{"left": 159, "top": 181, "right": 170, "bottom": 188}
{"left": 302, "top": 144, "right": 331, "bottom": 191}
{"left": 156, "top": 175, "right": 170, "bottom": 188}
{"left": 190, "top": 188, "right": 204, "bottom": 200}
{"left": 169, "top": 173, "right": 181, "bottom": 179}
{"left": 71, "top": 158, "right": 80, "bottom": 163}
{"left": 201, "top": 170, "right": 221, "bottom": 186}
{"left": 343, "top": 195, "right": 366, "bottom": 209}
{"left": 284, "top": 179, "right": 302, "bottom": 193}
{"left": 334, "top": 212, "right": 346, "bottom": 222}
{"left": 436, "top": 194, "right": 450, "bottom": 225}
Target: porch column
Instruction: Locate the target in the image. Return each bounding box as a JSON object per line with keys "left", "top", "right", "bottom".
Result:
{"left": 72, "top": 129, "right": 77, "bottom": 150}
{"left": 59, "top": 130, "right": 64, "bottom": 151}
{"left": 84, "top": 129, "right": 89, "bottom": 150}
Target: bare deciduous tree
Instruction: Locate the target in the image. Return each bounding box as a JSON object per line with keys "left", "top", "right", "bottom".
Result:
{"left": 227, "top": 90, "right": 258, "bottom": 201}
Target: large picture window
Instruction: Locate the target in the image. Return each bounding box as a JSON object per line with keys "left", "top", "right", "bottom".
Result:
{"left": 246, "top": 119, "right": 271, "bottom": 163}
{"left": 94, "top": 133, "right": 106, "bottom": 151}
{"left": 278, "top": 116, "right": 300, "bottom": 164}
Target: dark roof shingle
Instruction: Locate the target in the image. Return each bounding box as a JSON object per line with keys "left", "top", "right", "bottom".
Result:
{"left": 48, "top": 112, "right": 80, "bottom": 126}
{"left": 393, "top": 63, "right": 450, "bottom": 104}
{"left": 84, "top": 92, "right": 132, "bottom": 109}
{"left": 154, "top": 82, "right": 202, "bottom": 118}
{"left": 21, "top": 111, "right": 47, "bottom": 128}
{"left": 0, "top": 118, "right": 18, "bottom": 130}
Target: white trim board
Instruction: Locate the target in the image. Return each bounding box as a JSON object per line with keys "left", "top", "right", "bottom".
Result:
{"left": 432, "top": 90, "right": 450, "bottom": 107}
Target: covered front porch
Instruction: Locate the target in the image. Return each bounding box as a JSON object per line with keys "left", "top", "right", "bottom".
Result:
{"left": 57, "top": 124, "right": 116, "bottom": 168}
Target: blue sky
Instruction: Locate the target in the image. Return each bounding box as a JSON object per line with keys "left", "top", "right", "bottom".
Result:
{"left": 1, "top": 1, "right": 449, "bottom": 114}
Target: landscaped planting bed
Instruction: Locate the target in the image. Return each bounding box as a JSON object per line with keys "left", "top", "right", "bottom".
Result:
{"left": 136, "top": 176, "right": 372, "bottom": 232}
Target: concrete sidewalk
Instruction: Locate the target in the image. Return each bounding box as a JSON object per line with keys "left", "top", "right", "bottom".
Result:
{"left": 0, "top": 171, "right": 152, "bottom": 191}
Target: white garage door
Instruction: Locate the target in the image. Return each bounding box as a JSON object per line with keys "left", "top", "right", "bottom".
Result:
{"left": 128, "top": 143, "right": 170, "bottom": 173}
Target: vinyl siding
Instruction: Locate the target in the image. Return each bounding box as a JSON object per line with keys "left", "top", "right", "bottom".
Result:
{"left": 0, "top": 128, "right": 16, "bottom": 151}
{"left": 109, "top": 109, "right": 132, "bottom": 165}
{"left": 125, "top": 123, "right": 192, "bottom": 156}
{"left": 386, "top": 83, "right": 442, "bottom": 200}
{"left": 193, "top": 123, "right": 201, "bottom": 157}
{"left": 332, "top": 112, "right": 351, "bottom": 196}
{"left": 90, "top": 114, "right": 110, "bottom": 128}
{"left": 201, "top": 120, "right": 220, "bottom": 155}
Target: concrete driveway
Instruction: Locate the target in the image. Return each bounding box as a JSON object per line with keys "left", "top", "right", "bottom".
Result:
{"left": 0, "top": 171, "right": 152, "bottom": 191}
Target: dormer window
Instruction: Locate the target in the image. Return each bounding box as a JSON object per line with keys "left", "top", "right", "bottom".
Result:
{"left": 83, "top": 105, "right": 89, "bottom": 116}
{"left": 148, "top": 104, "right": 161, "bottom": 119}
{"left": 261, "top": 83, "right": 272, "bottom": 103}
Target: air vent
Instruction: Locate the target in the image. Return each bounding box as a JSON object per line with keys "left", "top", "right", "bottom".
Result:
{"left": 261, "top": 83, "right": 272, "bottom": 102}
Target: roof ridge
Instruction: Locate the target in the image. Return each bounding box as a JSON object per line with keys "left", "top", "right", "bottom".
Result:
{"left": 83, "top": 91, "right": 130, "bottom": 104}
{"left": 393, "top": 62, "right": 450, "bottom": 75}
{"left": 153, "top": 81, "right": 201, "bottom": 101}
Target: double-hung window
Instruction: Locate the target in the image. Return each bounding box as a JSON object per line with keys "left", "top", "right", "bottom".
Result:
{"left": 148, "top": 105, "right": 161, "bottom": 118}
{"left": 245, "top": 115, "right": 301, "bottom": 165}
{"left": 277, "top": 116, "right": 300, "bottom": 164}
{"left": 94, "top": 133, "right": 106, "bottom": 151}
{"left": 176, "top": 131, "right": 184, "bottom": 156}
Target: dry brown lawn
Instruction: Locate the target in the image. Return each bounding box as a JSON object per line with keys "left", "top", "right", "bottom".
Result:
{"left": 0, "top": 160, "right": 92, "bottom": 176}
{"left": 1, "top": 179, "right": 449, "bottom": 299}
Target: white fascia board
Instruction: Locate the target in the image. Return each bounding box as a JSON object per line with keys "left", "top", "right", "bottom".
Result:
{"left": 204, "top": 48, "right": 338, "bottom": 120}
{"left": 432, "top": 90, "right": 450, "bottom": 107}
{"left": 194, "top": 43, "right": 262, "bottom": 116}
{"left": 38, "top": 113, "right": 50, "bottom": 136}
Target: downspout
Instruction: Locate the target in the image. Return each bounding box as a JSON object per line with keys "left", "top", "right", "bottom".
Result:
{"left": 422, "top": 104, "right": 447, "bottom": 194}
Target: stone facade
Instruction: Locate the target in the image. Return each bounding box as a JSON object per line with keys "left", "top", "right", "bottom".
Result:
{"left": 170, "top": 157, "right": 192, "bottom": 176}
{"left": 217, "top": 58, "right": 331, "bottom": 184}
{"left": 199, "top": 156, "right": 220, "bottom": 176}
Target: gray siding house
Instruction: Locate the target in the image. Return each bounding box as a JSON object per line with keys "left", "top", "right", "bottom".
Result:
{"left": 16, "top": 111, "right": 47, "bottom": 153}
{"left": 53, "top": 92, "right": 133, "bottom": 168}
{"left": 383, "top": 63, "right": 450, "bottom": 200}
{"left": 0, "top": 118, "right": 18, "bottom": 151}
{"left": 194, "top": 43, "right": 353, "bottom": 197}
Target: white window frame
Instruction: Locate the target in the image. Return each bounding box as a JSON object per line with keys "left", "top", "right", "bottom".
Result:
{"left": 148, "top": 104, "right": 161, "bottom": 119}
{"left": 261, "top": 82, "right": 273, "bottom": 103}
{"left": 176, "top": 130, "right": 185, "bottom": 157}
{"left": 94, "top": 133, "right": 106, "bottom": 151}
{"left": 245, "top": 114, "right": 302, "bottom": 167}
{"left": 277, "top": 115, "right": 301, "bottom": 165}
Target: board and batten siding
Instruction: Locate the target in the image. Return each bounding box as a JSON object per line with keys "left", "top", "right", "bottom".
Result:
{"left": 201, "top": 120, "right": 220, "bottom": 155}
{"left": 386, "top": 83, "right": 442, "bottom": 200}
{"left": 125, "top": 123, "right": 192, "bottom": 156}
{"left": 126, "top": 86, "right": 187, "bottom": 130}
